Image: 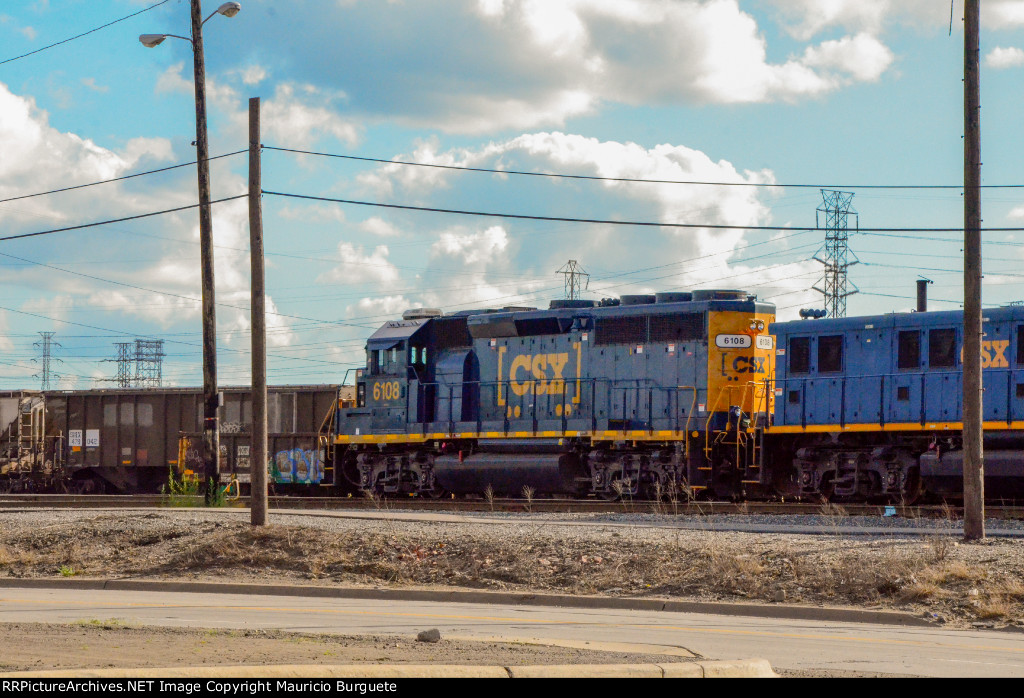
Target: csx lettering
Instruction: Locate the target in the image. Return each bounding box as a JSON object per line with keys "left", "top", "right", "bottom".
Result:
{"left": 959, "top": 339, "right": 1011, "bottom": 368}
{"left": 982, "top": 340, "right": 1010, "bottom": 368}
{"left": 732, "top": 355, "right": 767, "bottom": 374}
{"left": 510, "top": 352, "right": 570, "bottom": 396}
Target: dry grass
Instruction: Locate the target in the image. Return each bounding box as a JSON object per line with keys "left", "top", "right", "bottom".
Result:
{"left": 1, "top": 513, "right": 1023, "bottom": 628}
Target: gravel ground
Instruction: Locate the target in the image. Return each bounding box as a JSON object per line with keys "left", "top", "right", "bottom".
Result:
{"left": 1, "top": 507, "right": 1023, "bottom": 630}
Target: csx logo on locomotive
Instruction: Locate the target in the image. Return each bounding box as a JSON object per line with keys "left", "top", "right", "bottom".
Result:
{"left": 509, "top": 352, "right": 570, "bottom": 396}
{"left": 981, "top": 339, "right": 1010, "bottom": 368}
{"left": 732, "top": 355, "right": 768, "bottom": 374}
{"left": 498, "top": 344, "right": 583, "bottom": 404}
{"left": 720, "top": 354, "right": 768, "bottom": 376}
{"left": 957, "top": 339, "right": 1010, "bottom": 368}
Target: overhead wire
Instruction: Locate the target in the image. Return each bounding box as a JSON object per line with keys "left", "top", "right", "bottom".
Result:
{"left": 0, "top": 195, "right": 248, "bottom": 243}
{"left": 261, "top": 191, "right": 1024, "bottom": 233}
{"left": 0, "top": 151, "right": 246, "bottom": 206}
{"left": 264, "top": 145, "right": 1024, "bottom": 190}
{"left": 0, "top": 0, "right": 172, "bottom": 66}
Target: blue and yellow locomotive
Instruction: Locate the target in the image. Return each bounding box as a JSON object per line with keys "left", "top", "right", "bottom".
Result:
{"left": 329, "top": 288, "right": 1024, "bottom": 501}
{"left": 330, "top": 290, "right": 777, "bottom": 499}
{"left": 770, "top": 305, "right": 1024, "bottom": 501}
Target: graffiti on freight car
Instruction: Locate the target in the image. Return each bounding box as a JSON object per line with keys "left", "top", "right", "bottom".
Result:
{"left": 221, "top": 421, "right": 246, "bottom": 434}
{"left": 270, "top": 447, "right": 324, "bottom": 485}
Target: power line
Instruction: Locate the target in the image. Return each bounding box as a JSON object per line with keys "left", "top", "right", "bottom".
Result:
{"left": 0, "top": 195, "right": 247, "bottom": 242}
{"left": 264, "top": 145, "right": 1024, "bottom": 190}
{"left": 0, "top": 151, "right": 245, "bottom": 206}
{"left": 0, "top": 250, "right": 381, "bottom": 331}
{"left": 0, "top": 0, "right": 172, "bottom": 67}
{"left": 262, "top": 190, "right": 1024, "bottom": 233}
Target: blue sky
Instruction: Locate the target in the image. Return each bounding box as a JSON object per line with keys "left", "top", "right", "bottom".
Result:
{"left": 3, "top": 0, "right": 1024, "bottom": 389}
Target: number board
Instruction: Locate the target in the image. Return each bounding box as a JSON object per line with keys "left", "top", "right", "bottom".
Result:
{"left": 371, "top": 380, "right": 402, "bottom": 403}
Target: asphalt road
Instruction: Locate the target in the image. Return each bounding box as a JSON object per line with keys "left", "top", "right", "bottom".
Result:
{"left": 2, "top": 586, "right": 1024, "bottom": 677}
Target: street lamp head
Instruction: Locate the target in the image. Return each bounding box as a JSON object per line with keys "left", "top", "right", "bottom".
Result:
{"left": 139, "top": 34, "right": 167, "bottom": 48}
{"left": 217, "top": 2, "right": 242, "bottom": 18}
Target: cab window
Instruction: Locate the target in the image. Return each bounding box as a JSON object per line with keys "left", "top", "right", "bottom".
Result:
{"left": 929, "top": 328, "right": 957, "bottom": 368}
{"left": 898, "top": 331, "right": 920, "bottom": 369}
{"left": 817, "top": 335, "right": 843, "bottom": 373}
{"left": 789, "top": 337, "right": 810, "bottom": 374}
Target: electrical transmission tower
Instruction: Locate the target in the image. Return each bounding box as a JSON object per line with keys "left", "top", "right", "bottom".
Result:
{"left": 812, "top": 189, "right": 859, "bottom": 318}
{"left": 556, "top": 260, "right": 590, "bottom": 300}
{"left": 32, "top": 331, "right": 61, "bottom": 390}
{"left": 113, "top": 342, "right": 133, "bottom": 388}
{"left": 133, "top": 339, "right": 165, "bottom": 388}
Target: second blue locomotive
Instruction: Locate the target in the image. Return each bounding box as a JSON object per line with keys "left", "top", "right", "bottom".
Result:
{"left": 770, "top": 305, "right": 1024, "bottom": 501}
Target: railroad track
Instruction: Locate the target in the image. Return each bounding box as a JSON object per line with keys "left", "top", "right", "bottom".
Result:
{"left": 1, "top": 493, "right": 1023, "bottom": 519}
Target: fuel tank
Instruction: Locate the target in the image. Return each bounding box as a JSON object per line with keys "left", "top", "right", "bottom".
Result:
{"left": 433, "top": 452, "right": 588, "bottom": 496}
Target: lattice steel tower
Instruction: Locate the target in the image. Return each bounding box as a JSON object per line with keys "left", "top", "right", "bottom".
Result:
{"left": 133, "top": 339, "right": 165, "bottom": 388}
{"left": 812, "top": 189, "right": 859, "bottom": 318}
{"left": 113, "top": 342, "right": 133, "bottom": 388}
{"left": 32, "top": 331, "right": 61, "bottom": 390}
{"left": 556, "top": 260, "right": 590, "bottom": 300}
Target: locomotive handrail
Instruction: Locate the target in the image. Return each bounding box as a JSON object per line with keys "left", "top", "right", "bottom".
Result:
{"left": 411, "top": 378, "right": 703, "bottom": 439}
{"left": 678, "top": 386, "right": 698, "bottom": 460}
{"left": 703, "top": 381, "right": 759, "bottom": 468}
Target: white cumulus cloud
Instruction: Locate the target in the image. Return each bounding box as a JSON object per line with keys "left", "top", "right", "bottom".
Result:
{"left": 986, "top": 46, "right": 1024, "bottom": 68}
{"left": 318, "top": 243, "right": 400, "bottom": 286}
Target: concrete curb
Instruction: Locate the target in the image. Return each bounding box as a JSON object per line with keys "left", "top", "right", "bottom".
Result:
{"left": 0, "top": 660, "right": 777, "bottom": 678}
{"left": 0, "top": 577, "right": 933, "bottom": 628}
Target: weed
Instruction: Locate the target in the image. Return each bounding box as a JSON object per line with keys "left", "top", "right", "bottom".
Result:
{"left": 74, "top": 618, "right": 125, "bottom": 630}
{"left": 363, "top": 487, "right": 397, "bottom": 537}
{"left": 207, "top": 478, "right": 227, "bottom": 508}
{"left": 926, "top": 534, "right": 953, "bottom": 562}
{"left": 818, "top": 499, "right": 848, "bottom": 535}
{"left": 162, "top": 468, "right": 201, "bottom": 507}
{"left": 668, "top": 484, "right": 680, "bottom": 516}
{"left": 521, "top": 485, "right": 535, "bottom": 513}
{"left": 901, "top": 581, "right": 941, "bottom": 601}
{"left": 611, "top": 480, "right": 633, "bottom": 512}
{"left": 976, "top": 595, "right": 1014, "bottom": 619}
{"left": 484, "top": 484, "right": 495, "bottom": 512}
{"left": 58, "top": 564, "right": 75, "bottom": 577}
{"left": 650, "top": 481, "right": 664, "bottom": 515}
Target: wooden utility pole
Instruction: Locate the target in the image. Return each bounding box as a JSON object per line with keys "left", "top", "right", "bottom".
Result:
{"left": 190, "top": 0, "right": 220, "bottom": 505}
{"left": 248, "top": 97, "right": 268, "bottom": 526}
{"left": 963, "top": 0, "right": 985, "bottom": 540}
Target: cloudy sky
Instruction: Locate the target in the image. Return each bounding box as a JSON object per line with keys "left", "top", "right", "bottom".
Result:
{"left": 3, "top": 0, "right": 1024, "bottom": 389}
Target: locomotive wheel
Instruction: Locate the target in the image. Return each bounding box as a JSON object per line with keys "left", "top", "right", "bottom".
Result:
{"left": 599, "top": 471, "right": 628, "bottom": 501}
{"left": 901, "top": 469, "right": 922, "bottom": 506}
{"left": 420, "top": 485, "right": 449, "bottom": 499}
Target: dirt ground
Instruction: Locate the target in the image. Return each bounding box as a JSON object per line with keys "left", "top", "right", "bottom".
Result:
{"left": 1, "top": 508, "right": 1023, "bottom": 675}
{"left": 0, "top": 622, "right": 699, "bottom": 674}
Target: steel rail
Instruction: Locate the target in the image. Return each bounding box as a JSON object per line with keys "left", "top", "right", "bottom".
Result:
{"left": 0, "top": 494, "right": 1021, "bottom": 520}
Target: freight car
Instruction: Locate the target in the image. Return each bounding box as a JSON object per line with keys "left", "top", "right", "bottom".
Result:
{"left": 0, "top": 385, "right": 346, "bottom": 494}
{"left": 327, "top": 291, "right": 778, "bottom": 499}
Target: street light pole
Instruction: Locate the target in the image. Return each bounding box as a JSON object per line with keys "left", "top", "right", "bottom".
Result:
{"left": 189, "top": 0, "right": 220, "bottom": 505}
{"left": 141, "top": 1, "right": 241, "bottom": 505}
